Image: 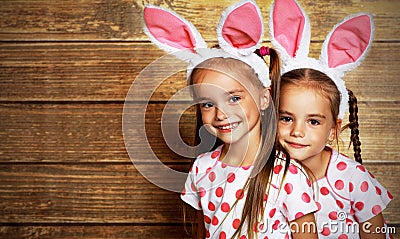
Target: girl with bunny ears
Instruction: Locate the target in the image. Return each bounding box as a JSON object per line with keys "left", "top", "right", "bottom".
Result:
{"left": 270, "top": 0, "right": 393, "bottom": 238}
{"left": 143, "top": 1, "right": 319, "bottom": 238}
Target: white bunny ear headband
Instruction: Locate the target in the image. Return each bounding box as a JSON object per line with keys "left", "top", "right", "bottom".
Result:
{"left": 143, "top": 0, "right": 271, "bottom": 87}
{"left": 269, "top": 0, "right": 374, "bottom": 119}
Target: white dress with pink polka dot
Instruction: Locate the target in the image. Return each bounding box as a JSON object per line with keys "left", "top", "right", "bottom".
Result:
{"left": 314, "top": 148, "right": 393, "bottom": 239}
{"left": 181, "top": 145, "right": 318, "bottom": 239}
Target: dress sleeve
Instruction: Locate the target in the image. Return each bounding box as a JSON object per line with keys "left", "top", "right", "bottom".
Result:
{"left": 180, "top": 160, "right": 202, "bottom": 210}
{"left": 350, "top": 164, "right": 393, "bottom": 223}
{"left": 279, "top": 162, "right": 318, "bottom": 222}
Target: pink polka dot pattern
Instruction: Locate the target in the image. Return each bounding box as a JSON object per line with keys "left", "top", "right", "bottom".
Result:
{"left": 360, "top": 181, "right": 369, "bottom": 192}
{"left": 209, "top": 171, "right": 216, "bottom": 182}
{"left": 334, "top": 180, "right": 344, "bottom": 190}
{"left": 272, "top": 220, "right": 280, "bottom": 230}
{"left": 295, "top": 212, "right": 304, "bottom": 219}
{"left": 212, "top": 216, "right": 219, "bottom": 226}
{"left": 388, "top": 191, "right": 393, "bottom": 199}
{"left": 288, "top": 164, "right": 298, "bottom": 174}
{"left": 274, "top": 164, "right": 283, "bottom": 174}
{"left": 320, "top": 187, "right": 329, "bottom": 195}
{"left": 232, "top": 218, "right": 240, "bottom": 229}
{"left": 311, "top": 149, "right": 393, "bottom": 239}
{"left": 336, "top": 200, "right": 344, "bottom": 209}
{"left": 284, "top": 183, "right": 293, "bottom": 194}
{"left": 204, "top": 215, "right": 211, "bottom": 224}
{"left": 355, "top": 201, "right": 364, "bottom": 211}
{"left": 375, "top": 186, "right": 382, "bottom": 195}
{"left": 301, "top": 192, "right": 311, "bottom": 203}
{"left": 221, "top": 202, "right": 230, "bottom": 212}
{"left": 181, "top": 146, "right": 319, "bottom": 238}
{"left": 269, "top": 208, "right": 276, "bottom": 218}
{"left": 227, "top": 172, "right": 235, "bottom": 183}
{"left": 208, "top": 202, "right": 215, "bottom": 211}
{"left": 321, "top": 227, "right": 330, "bottom": 236}
{"left": 356, "top": 165, "right": 366, "bottom": 172}
{"left": 236, "top": 189, "right": 244, "bottom": 200}
{"left": 372, "top": 205, "right": 382, "bottom": 215}
{"left": 211, "top": 151, "right": 220, "bottom": 159}
{"left": 216, "top": 187, "right": 224, "bottom": 197}
{"left": 336, "top": 161, "right": 347, "bottom": 171}
{"left": 316, "top": 202, "right": 321, "bottom": 211}
{"left": 328, "top": 211, "right": 338, "bottom": 220}
{"left": 199, "top": 187, "right": 206, "bottom": 197}
{"left": 338, "top": 234, "right": 348, "bottom": 239}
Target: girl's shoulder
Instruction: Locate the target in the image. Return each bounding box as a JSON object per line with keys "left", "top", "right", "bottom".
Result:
{"left": 326, "top": 149, "right": 392, "bottom": 201}
{"left": 327, "top": 149, "right": 369, "bottom": 180}
{"left": 191, "top": 145, "right": 223, "bottom": 169}
{"left": 274, "top": 154, "right": 309, "bottom": 177}
{"left": 272, "top": 155, "right": 311, "bottom": 188}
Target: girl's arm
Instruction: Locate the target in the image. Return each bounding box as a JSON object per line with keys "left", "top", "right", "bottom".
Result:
{"left": 195, "top": 210, "right": 205, "bottom": 239}
{"left": 291, "top": 213, "right": 318, "bottom": 239}
{"left": 359, "top": 213, "right": 386, "bottom": 239}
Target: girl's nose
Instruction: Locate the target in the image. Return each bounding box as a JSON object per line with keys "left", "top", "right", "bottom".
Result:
{"left": 215, "top": 107, "right": 228, "bottom": 121}
{"left": 290, "top": 122, "right": 305, "bottom": 138}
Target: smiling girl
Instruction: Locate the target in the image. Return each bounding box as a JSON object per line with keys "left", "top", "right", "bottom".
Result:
{"left": 270, "top": 0, "right": 393, "bottom": 238}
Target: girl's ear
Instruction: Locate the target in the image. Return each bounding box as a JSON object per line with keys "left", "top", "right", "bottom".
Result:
{"left": 260, "top": 87, "right": 271, "bottom": 110}
{"left": 329, "top": 119, "right": 343, "bottom": 142}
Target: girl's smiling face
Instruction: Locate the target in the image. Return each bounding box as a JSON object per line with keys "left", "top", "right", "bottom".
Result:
{"left": 192, "top": 69, "right": 269, "bottom": 147}
{"left": 278, "top": 85, "right": 337, "bottom": 165}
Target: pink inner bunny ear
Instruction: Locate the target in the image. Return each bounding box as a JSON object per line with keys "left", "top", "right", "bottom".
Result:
{"left": 144, "top": 6, "right": 198, "bottom": 50}
{"left": 327, "top": 15, "right": 372, "bottom": 68}
{"left": 272, "top": 0, "right": 306, "bottom": 57}
{"left": 221, "top": 2, "right": 263, "bottom": 49}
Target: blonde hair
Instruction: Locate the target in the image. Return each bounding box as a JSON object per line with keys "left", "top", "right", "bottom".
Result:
{"left": 188, "top": 48, "right": 286, "bottom": 238}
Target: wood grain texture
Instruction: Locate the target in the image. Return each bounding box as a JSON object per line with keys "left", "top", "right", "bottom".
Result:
{"left": 0, "top": 102, "right": 398, "bottom": 163}
{"left": 0, "top": 0, "right": 398, "bottom": 237}
{"left": 0, "top": 225, "right": 193, "bottom": 239}
{"left": 0, "top": 164, "right": 193, "bottom": 223}
{"left": 0, "top": 42, "right": 399, "bottom": 101}
{"left": 0, "top": 0, "right": 398, "bottom": 41}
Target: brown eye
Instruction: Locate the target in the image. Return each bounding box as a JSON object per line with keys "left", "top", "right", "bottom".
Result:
{"left": 279, "top": 116, "right": 292, "bottom": 123}
{"left": 309, "top": 119, "right": 320, "bottom": 126}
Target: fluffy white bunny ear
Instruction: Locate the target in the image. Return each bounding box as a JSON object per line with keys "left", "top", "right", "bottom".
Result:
{"left": 269, "top": 0, "right": 310, "bottom": 62}
{"left": 217, "top": 0, "right": 264, "bottom": 56}
{"left": 143, "top": 5, "right": 207, "bottom": 61}
{"left": 320, "top": 13, "right": 374, "bottom": 73}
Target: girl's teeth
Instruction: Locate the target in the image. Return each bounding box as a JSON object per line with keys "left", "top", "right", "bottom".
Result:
{"left": 220, "top": 122, "right": 238, "bottom": 130}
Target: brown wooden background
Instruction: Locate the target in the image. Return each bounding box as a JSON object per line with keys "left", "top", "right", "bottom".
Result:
{"left": 0, "top": 0, "right": 399, "bottom": 238}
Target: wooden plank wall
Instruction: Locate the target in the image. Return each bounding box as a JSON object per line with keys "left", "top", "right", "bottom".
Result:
{"left": 0, "top": 0, "right": 399, "bottom": 238}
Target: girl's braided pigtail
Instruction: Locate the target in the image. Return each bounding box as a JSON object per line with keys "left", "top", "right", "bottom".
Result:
{"left": 347, "top": 89, "right": 363, "bottom": 164}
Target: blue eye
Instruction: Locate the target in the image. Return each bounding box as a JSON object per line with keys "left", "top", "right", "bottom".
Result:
{"left": 229, "top": 96, "right": 241, "bottom": 103}
{"left": 201, "top": 102, "right": 214, "bottom": 108}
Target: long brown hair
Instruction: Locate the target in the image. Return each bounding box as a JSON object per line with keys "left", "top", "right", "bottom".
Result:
{"left": 344, "top": 89, "right": 362, "bottom": 163}
{"left": 231, "top": 47, "right": 286, "bottom": 239}
{"left": 280, "top": 68, "right": 362, "bottom": 163}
